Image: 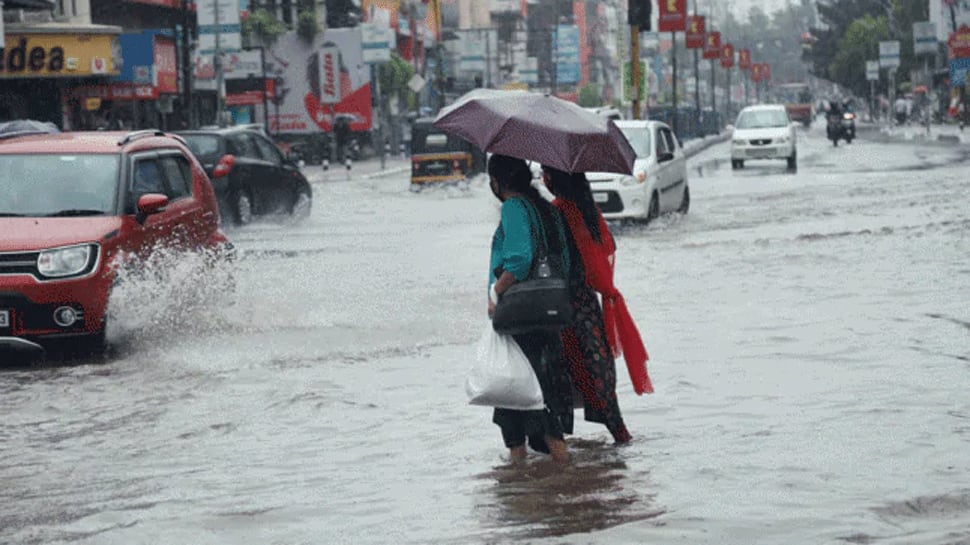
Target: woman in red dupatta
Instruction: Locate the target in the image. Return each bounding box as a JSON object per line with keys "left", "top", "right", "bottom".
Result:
{"left": 541, "top": 166, "right": 654, "bottom": 444}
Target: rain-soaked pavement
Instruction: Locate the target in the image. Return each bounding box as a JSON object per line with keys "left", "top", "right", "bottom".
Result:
{"left": 2, "top": 123, "right": 969, "bottom": 545}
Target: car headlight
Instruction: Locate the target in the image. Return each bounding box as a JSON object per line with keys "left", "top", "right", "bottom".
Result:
{"left": 732, "top": 139, "right": 746, "bottom": 146}
{"left": 37, "top": 244, "right": 97, "bottom": 278}
{"left": 776, "top": 136, "right": 789, "bottom": 143}
{"left": 619, "top": 175, "right": 639, "bottom": 187}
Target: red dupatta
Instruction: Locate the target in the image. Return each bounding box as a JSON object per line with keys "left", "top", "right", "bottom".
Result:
{"left": 554, "top": 199, "right": 654, "bottom": 395}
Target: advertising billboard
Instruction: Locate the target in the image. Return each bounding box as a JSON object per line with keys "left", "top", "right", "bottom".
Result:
{"left": 264, "top": 30, "right": 372, "bottom": 134}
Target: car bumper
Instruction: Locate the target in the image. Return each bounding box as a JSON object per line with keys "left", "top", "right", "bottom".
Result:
{"left": 0, "top": 273, "right": 110, "bottom": 344}
{"left": 589, "top": 181, "right": 649, "bottom": 220}
{"left": 731, "top": 143, "right": 795, "bottom": 160}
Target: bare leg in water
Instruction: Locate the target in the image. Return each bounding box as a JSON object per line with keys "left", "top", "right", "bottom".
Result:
{"left": 546, "top": 437, "right": 569, "bottom": 464}
{"left": 509, "top": 446, "right": 527, "bottom": 462}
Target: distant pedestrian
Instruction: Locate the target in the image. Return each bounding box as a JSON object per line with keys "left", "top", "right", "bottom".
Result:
{"left": 894, "top": 96, "right": 908, "bottom": 126}
{"left": 487, "top": 154, "right": 574, "bottom": 464}
{"left": 542, "top": 166, "right": 653, "bottom": 444}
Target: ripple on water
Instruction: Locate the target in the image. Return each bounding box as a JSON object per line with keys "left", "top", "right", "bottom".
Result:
{"left": 471, "top": 438, "right": 665, "bottom": 541}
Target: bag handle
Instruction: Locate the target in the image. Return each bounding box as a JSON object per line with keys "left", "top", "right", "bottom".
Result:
{"left": 518, "top": 198, "right": 550, "bottom": 260}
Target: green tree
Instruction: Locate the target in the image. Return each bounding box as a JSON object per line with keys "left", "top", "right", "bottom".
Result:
{"left": 242, "top": 9, "right": 287, "bottom": 48}
{"left": 829, "top": 15, "right": 890, "bottom": 97}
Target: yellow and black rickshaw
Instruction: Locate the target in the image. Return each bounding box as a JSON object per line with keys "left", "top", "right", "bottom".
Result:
{"left": 409, "top": 117, "right": 485, "bottom": 191}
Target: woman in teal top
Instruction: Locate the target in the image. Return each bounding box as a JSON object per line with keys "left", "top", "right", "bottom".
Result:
{"left": 486, "top": 154, "right": 574, "bottom": 464}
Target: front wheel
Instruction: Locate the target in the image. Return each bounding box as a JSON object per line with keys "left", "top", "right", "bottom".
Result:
{"left": 644, "top": 192, "right": 660, "bottom": 225}
{"left": 289, "top": 185, "right": 312, "bottom": 222}
{"left": 677, "top": 185, "right": 690, "bottom": 214}
{"left": 232, "top": 190, "right": 254, "bottom": 226}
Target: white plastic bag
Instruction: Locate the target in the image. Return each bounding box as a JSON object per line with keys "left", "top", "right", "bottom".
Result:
{"left": 465, "top": 323, "right": 545, "bottom": 411}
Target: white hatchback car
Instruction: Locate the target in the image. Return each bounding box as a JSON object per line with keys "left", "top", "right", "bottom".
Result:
{"left": 587, "top": 120, "right": 689, "bottom": 223}
{"left": 730, "top": 104, "right": 798, "bottom": 171}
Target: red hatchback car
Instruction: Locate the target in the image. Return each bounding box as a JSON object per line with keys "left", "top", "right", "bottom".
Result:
{"left": 0, "top": 127, "right": 231, "bottom": 359}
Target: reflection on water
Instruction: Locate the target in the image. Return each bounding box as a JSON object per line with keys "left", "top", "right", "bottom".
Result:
{"left": 474, "top": 438, "right": 664, "bottom": 541}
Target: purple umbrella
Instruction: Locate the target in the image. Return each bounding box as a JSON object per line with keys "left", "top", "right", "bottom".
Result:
{"left": 432, "top": 89, "right": 636, "bottom": 175}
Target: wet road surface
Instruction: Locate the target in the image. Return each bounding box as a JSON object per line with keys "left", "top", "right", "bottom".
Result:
{"left": 2, "top": 124, "right": 969, "bottom": 544}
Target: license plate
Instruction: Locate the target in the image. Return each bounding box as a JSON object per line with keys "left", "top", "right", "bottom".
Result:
{"left": 0, "top": 310, "right": 8, "bottom": 328}
{"left": 593, "top": 193, "right": 609, "bottom": 203}
{"left": 749, "top": 149, "right": 774, "bottom": 158}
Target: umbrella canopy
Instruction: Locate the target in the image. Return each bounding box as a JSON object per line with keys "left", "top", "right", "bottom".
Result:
{"left": 433, "top": 89, "right": 636, "bottom": 175}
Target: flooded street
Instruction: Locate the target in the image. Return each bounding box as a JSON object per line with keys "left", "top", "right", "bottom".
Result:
{"left": 2, "top": 125, "right": 969, "bottom": 544}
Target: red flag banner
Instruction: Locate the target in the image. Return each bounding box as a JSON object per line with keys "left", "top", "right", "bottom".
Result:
{"left": 720, "top": 43, "right": 735, "bottom": 68}
{"left": 949, "top": 24, "right": 970, "bottom": 59}
{"left": 686, "top": 16, "right": 705, "bottom": 49}
{"left": 658, "top": 0, "right": 687, "bottom": 33}
{"left": 750, "top": 63, "right": 762, "bottom": 81}
{"left": 702, "top": 31, "right": 721, "bottom": 60}
{"left": 764, "top": 64, "right": 771, "bottom": 81}
{"left": 739, "top": 48, "right": 751, "bottom": 70}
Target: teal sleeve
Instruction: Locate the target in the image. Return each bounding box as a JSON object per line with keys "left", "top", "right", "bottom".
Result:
{"left": 499, "top": 199, "right": 534, "bottom": 281}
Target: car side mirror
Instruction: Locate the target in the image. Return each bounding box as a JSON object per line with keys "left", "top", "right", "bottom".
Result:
{"left": 135, "top": 193, "right": 168, "bottom": 224}
{"left": 658, "top": 151, "right": 675, "bottom": 163}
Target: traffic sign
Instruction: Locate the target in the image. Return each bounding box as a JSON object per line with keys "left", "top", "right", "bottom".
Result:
{"left": 866, "top": 60, "right": 880, "bottom": 81}
{"left": 913, "top": 22, "right": 937, "bottom": 55}
{"left": 361, "top": 23, "right": 392, "bottom": 64}
{"left": 879, "top": 40, "right": 901, "bottom": 68}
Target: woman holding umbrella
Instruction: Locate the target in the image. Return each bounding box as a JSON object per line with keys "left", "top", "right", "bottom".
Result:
{"left": 487, "top": 154, "right": 575, "bottom": 464}
{"left": 541, "top": 166, "right": 654, "bottom": 444}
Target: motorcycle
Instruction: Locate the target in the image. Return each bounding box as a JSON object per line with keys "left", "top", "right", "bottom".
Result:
{"left": 827, "top": 111, "right": 855, "bottom": 146}
{"left": 841, "top": 111, "right": 856, "bottom": 143}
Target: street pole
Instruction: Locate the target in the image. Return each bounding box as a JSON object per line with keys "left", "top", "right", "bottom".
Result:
{"left": 726, "top": 64, "right": 731, "bottom": 122}
{"left": 710, "top": 59, "right": 716, "bottom": 121}
{"left": 258, "top": 46, "right": 269, "bottom": 134}
{"left": 551, "top": 18, "right": 559, "bottom": 95}
{"left": 671, "top": 31, "right": 678, "bottom": 136}
{"left": 214, "top": 0, "right": 226, "bottom": 127}
{"left": 631, "top": 24, "right": 641, "bottom": 120}
{"left": 372, "top": 64, "right": 385, "bottom": 170}
{"left": 484, "top": 28, "right": 492, "bottom": 88}
{"left": 924, "top": 54, "right": 931, "bottom": 135}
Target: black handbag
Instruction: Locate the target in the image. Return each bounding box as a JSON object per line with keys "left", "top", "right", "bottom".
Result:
{"left": 492, "top": 200, "right": 574, "bottom": 335}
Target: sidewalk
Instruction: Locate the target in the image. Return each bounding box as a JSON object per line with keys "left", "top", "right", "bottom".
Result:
{"left": 866, "top": 122, "right": 968, "bottom": 146}
{"left": 682, "top": 131, "right": 732, "bottom": 158}
{"left": 302, "top": 132, "right": 731, "bottom": 185}
{"left": 304, "top": 156, "right": 411, "bottom": 184}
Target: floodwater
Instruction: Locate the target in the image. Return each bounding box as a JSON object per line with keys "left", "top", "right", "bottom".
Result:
{"left": 2, "top": 124, "right": 969, "bottom": 545}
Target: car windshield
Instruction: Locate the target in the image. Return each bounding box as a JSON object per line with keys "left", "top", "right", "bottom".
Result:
{"left": 180, "top": 134, "right": 222, "bottom": 162}
{"left": 736, "top": 110, "right": 790, "bottom": 129}
{"left": 619, "top": 127, "right": 651, "bottom": 157}
{"left": 0, "top": 154, "right": 119, "bottom": 217}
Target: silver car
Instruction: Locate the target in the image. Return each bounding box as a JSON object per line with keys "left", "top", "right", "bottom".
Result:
{"left": 587, "top": 120, "right": 690, "bottom": 223}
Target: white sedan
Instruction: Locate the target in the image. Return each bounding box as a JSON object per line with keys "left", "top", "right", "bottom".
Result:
{"left": 587, "top": 120, "right": 690, "bottom": 223}
{"left": 730, "top": 104, "right": 798, "bottom": 171}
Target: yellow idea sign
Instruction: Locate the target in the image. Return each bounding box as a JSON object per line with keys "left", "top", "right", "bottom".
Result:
{"left": 1, "top": 33, "right": 120, "bottom": 78}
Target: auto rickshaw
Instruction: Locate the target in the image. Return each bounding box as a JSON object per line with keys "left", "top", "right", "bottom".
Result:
{"left": 409, "top": 117, "right": 485, "bottom": 190}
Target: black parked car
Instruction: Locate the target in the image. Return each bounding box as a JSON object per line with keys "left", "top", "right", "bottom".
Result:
{"left": 177, "top": 128, "right": 312, "bottom": 226}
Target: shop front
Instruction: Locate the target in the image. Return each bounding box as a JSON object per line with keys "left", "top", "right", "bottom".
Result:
{"left": 67, "top": 30, "right": 180, "bottom": 130}
{"left": 0, "top": 26, "right": 122, "bottom": 126}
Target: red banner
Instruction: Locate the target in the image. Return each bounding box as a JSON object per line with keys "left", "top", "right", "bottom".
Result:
{"left": 949, "top": 24, "right": 970, "bottom": 59}
{"left": 702, "top": 31, "right": 721, "bottom": 60}
{"left": 72, "top": 84, "right": 158, "bottom": 101}
{"left": 686, "top": 16, "right": 705, "bottom": 49}
{"left": 153, "top": 36, "right": 178, "bottom": 94}
{"left": 720, "top": 43, "right": 735, "bottom": 68}
{"left": 738, "top": 48, "right": 751, "bottom": 70}
{"left": 751, "top": 63, "right": 771, "bottom": 82}
{"left": 658, "top": 0, "right": 687, "bottom": 33}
